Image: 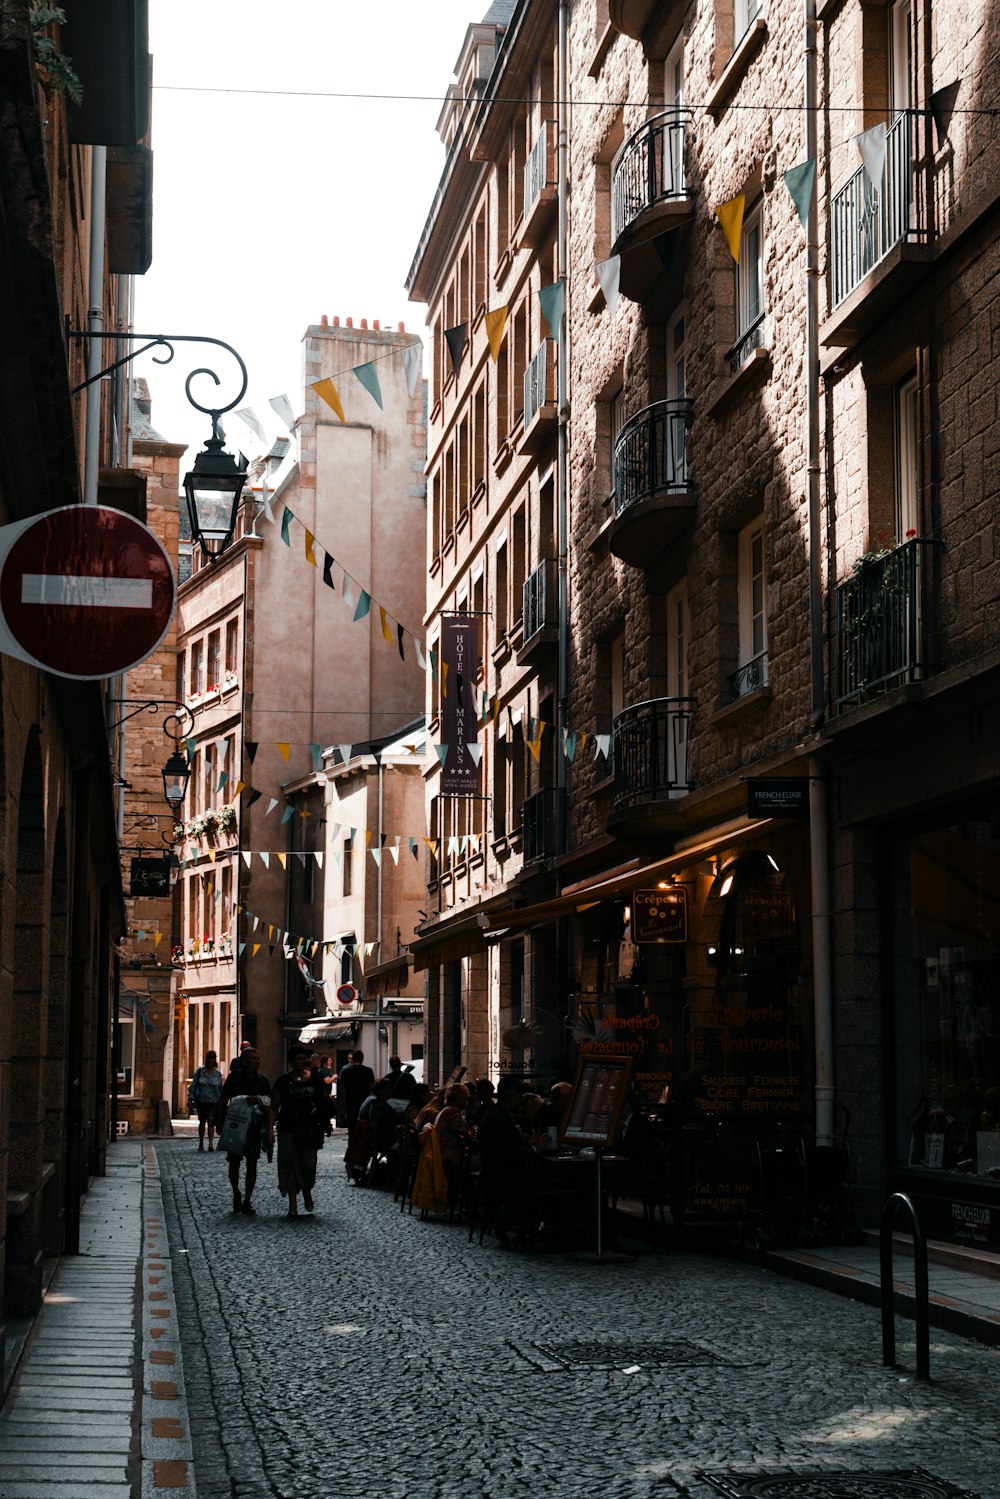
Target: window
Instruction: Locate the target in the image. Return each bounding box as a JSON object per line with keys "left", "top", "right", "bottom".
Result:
{"left": 737, "top": 200, "right": 764, "bottom": 340}
{"left": 225, "top": 619, "right": 239, "bottom": 674}
{"left": 207, "top": 630, "right": 221, "bottom": 691}
{"left": 611, "top": 630, "right": 626, "bottom": 720}
{"left": 889, "top": 0, "right": 912, "bottom": 117}
{"left": 189, "top": 641, "right": 204, "bottom": 697}
{"left": 115, "top": 1002, "right": 136, "bottom": 1095}
{"left": 895, "top": 374, "right": 919, "bottom": 539}
{"left": 496, "top": 540, "right": 509, "bottom": 639}
{"left": 736, "top": 518, "right": 768, "bottom": 696}
{"left": 735, "top": 0, "right": 763, "bottom": 44}
{"left": 343, "top": 839, "right": 353, "bottom": 897}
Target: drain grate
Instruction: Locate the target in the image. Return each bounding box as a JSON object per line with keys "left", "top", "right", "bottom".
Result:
{"left": 700, "top": 1470, "right": 980, "bottom": 1499}
{"left": 524, "top": 1338, "right": 724, "bottom": 1370}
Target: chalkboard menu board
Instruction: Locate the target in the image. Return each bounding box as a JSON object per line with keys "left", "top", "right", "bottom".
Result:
{"left": 560, "top": 1054, "right": 635, "bottom": 1146}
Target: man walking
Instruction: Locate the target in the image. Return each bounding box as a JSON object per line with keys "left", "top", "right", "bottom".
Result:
{"left": 338, "top": 1049, "right": 375, "bottom": 1137}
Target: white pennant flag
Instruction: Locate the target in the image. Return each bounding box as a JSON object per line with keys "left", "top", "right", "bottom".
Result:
{"left": 364, "top": 942, "right": 376, "bottom": 957}
{"left": 269, "top": 393, "right": 296, "bottom": 432}
{"left": 252, "top": 915, "right": 260, "bottom": 931}
{"left": 370, "top": 848, "right": 381, "bottom": 866}
{"left": 236, "top": 405, "right": 266, "bottom": 443}
{"left": 388, "top": 844, "right": 399, "bottom": 864}
{"left": 596, "top": 255, "right": 621, "bottom": 319}
{"left": 402, "top": 340, "right": 422, "bottom": 398}
{"left": 856, "top": 122, "right": 888, "bottom": 191}
{"left": 339, "top": 745, "right": 353, "bottom": 767}
{"left": 265, "top": 797, "right": 278, "bottom": 816}
{"left": 260, "top": 852, "right": 270, "bottom": 868}
{"left": 466, "top": 743, "right": 483, "bottom": 767}
{"left": 241, "top": 851, "right": 252, "bottom": 868}
{"left": 343, "top": 578, "right": 356, "bottom": 611}
{"left": 594, "top": 733, "right": 612, "bottom": 760}
{"left": 313, "top": 851, "right": 324, "bottom": 869}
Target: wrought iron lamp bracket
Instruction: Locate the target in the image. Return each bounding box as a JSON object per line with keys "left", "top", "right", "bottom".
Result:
{"left": 68, "top": 332, "right": 248, "bottom": 429}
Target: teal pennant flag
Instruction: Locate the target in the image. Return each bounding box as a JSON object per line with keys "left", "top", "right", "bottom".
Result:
{"left": 538, "top": 280, "right": 565, "bottom": 341}
{"left": 783, "top": 158, "right": 816, "bottom": 230}
{"left": 280, "top": 507, "right": 293, "bottom": 546}
{"left": 353, "top": 590, "right": 371, "bottom": 622}
{"left": 352, "top": 362, "right": 383, "bottom": 409}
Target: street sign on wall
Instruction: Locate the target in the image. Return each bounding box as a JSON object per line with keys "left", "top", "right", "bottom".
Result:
{"left": 438, "top": 614, "right": 480, "bottom": 795}
{"left": 0, "top": 505, "right": 175, "bottom": 678}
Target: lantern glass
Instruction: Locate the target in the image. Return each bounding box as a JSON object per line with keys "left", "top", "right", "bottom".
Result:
{"left": 162, "top": 748, "right": 190, "bottom": 807}
{"left": 182, "top": 434, "right": 247, "bottom": 560}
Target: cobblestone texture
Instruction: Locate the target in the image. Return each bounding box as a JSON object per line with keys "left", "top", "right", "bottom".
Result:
{"left": 157, "top": 1139, "right": 1000, "bottom": 1499}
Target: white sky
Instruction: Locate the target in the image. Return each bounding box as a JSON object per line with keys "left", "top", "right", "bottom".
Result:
{"left": 133, "top": 0, "right": 479, "bottom": 470}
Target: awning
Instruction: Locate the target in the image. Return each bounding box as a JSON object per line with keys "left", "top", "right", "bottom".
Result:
{"left": 294, "top": 1020, "right": 354, "bottom": 1043}
{"left": 410, "top": 911, "right": 492, "bottom": 972}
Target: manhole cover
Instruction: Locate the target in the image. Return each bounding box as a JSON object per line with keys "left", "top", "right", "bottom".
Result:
{"left": 528, "top": 1338, "right": 723, "bottom": 1369}
{"left": 700, "top": 1470, "right": 980, "bottom": 1499}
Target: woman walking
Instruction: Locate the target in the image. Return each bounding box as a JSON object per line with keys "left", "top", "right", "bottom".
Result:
{"left": 217, "top": 1048, "right": 273, "bottom": 1216}
{"left": 271, "top": 1045, "right": 325, "bottom": 1218}
{"left": 188, "top": 1050, "right": 225, "bottom": 1151}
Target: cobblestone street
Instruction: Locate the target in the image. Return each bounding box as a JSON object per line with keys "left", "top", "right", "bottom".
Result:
{"left": 157, "top": 1138, "right": 1000, "bottom": 1499}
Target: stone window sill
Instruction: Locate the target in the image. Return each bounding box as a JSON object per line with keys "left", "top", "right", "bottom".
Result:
{"left": 709, "top": 682, "right": 772, "bottom": 727}
{"left": 706, "top": 18, "right": 767, "bottom": 116}
{"left": 706, "top": 346, "right": 771, "bottom": 418}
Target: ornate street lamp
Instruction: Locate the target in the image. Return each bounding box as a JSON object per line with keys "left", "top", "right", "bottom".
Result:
{"left": 161, "top": 744, "right": 191, "bottom": 809}
{"left": 183, "top": 425, "right": 248, "bottom": 561}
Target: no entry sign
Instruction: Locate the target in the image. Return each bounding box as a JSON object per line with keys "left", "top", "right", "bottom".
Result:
{"left": 0, "top": 506, "right": 175, "bottom": 678}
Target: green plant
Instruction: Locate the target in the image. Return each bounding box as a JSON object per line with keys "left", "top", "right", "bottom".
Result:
{"left": 30, "top": 5, "right": 83, "bottom": 105}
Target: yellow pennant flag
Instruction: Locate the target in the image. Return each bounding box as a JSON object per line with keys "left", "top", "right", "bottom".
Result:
{"left": 714, "top": 194, "right": 745, "bottom": 263}
{"left": 233, "top": 781, "right": 245, "bottom": 796}
{"left": 379, "top": 606, "right": 392, "bottom": 644}
{"left": 312, "top": 377, "right": 345, "bottom": 421}
{"left": 485, "top": 304, "right": 509, "bottom": 363}
{"left": 426, "top": 838, "right": 438, "bottom": 859}
{"left": 154, "top": 932, "right": 163, "bottom": 947}
{"left": 252, "top": 943, "right": 261, "bottom": 958}
{"left": 304, "top": 530, "right": 318, "bottom": 567}
{"left": 207, "top": 850, "right": 216, "bottom": 864}
{"left": 365, "top": 830, "right": 373, "bottom": 847}
{"left": 276, "top": 852, "right": 287, "bottom": 869}
{"left": 277, "top": 742, "right": 290, "bottom": 763}
{"left": 268, "top": 925, "right": 275, "bottom": 940}
{"left": 527, "top": 733, "right": 543, "bottom": 763}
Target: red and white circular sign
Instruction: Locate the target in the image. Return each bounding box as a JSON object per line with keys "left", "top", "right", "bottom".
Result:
{"left": 0, "top": 506, "right": 175, "bottom": 678}
{"left": 336, "top": 983, "right": 358, "bottom": 1006}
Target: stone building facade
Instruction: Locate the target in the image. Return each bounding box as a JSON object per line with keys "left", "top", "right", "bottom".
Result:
{"left": 0, "top": 5, "right": 153, "bottom": 1373}
{"left": 409, "top": 0, "right": 1000, "bottom": 1247}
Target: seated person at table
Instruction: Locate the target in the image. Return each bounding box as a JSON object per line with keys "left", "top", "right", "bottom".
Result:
{"left": 537, "top": 1080, "right": 572, "bottom": 1132}
{"left": 466, "top": 1077, "right": 496, "bottom": 1126}
{"left": 477, "top": 1077, "right": 532, "bottom": 1231}
{"left": 404, "top": 1084, "right": 431, "bottom": 1127}
{"left": 434, "top": 1082, "right": 471, "bottom": 1180}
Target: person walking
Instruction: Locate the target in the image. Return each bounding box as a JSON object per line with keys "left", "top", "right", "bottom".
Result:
{"left": 271, "top": 1046, "right": 325, "bottom": 1217}
{"left": 386, "top": 1054, "right": 416, "bottom": 1101}
{"left": 188, "top": 1050, "right": 225, "bottom": 1151}
{"left": 338, "top": 1049, "right": 375, "bottom": 1137}
{"left": 217, "top": 1047, "right": 273, "bottom": 1216}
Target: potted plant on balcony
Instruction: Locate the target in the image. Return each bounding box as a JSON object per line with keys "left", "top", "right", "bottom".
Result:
{"left": 217, "top": 803, "right": 237, "bottom": 837}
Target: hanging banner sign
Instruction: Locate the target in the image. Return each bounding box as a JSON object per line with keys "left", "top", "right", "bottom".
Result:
{"left": 745, "top": 777, "right": 808, "bottom": 818}
{"left": 129, "top": 857, "right": 172, "bottom": 898}
{"left": 439, "top": 614, "right": 479, "bottom": 796}
{"left": 632, "top": 887, "right": 688, "bottom": 943}
{"left": 0, "top": 505, "right": 175, "bottom": 678}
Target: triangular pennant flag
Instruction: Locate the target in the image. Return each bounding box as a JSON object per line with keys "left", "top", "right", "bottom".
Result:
{"left": 563, "top": 730, "right": 578, "bottom": 763}
{"left": 268, "top": 924, "right": 275, "bottom": 939}
{"left": 268, "top": 944, "right": 276, "bottom": 957}
{"left": 246, "top": 741, "right": 258, "bottom": 764}
{"left": 239, "top": 942, "right": 246, "bottom": 957}
{"left": 783, "top": 159, "right": 816, "bottom": 230}
{"left": 856, "top": 123, "right": 887, "bottom": 191}
{"left": 466, "top": 743, "right": 483, "bottom": 767}
{"left": 245, "top": 789, "right": 262, "bottom": 809}
{"left": 155, "top": 932, "right": 163, "bottom": 947}
{"left": 370, "top": 848, "right": 381, "bottom": 866}
{"left": 484, "top": 304, "right": 509, "bottom": 362}
{"left": 313, "top": 852, "right": 324, "bottom": 869}
{"left": 294, "top": 852, "right": 306, "bottom": 867}
{"left": 206, "top": 849, "right": 216, "bottom": 864}
{"left": 136, "top": 930, "right": 145, "bottom": 943}
{"left": 217, "top": 770, "right": 229, "bottom": 791}
{"left": 427, "top": 839, "right": 438, "bottom": 860}
{"left": 269, "top": 394, "right": 296, "bottom": 432}
{"left": 322, "top": 553, "right": 336, "bottom": 590}
{"left": 397, "top": 623, "right": 406, "bottom": 660}
{"left": 277, "top": 742, "right": 290, "bottom": 763}
{"left": 410, "top": 837, "right": 418, "bottom": 858}
{"left": 930, "top": 81, "right": 960, "bottom": 146}
{"left": 260, "top": 852, "right": 270, "bottom": 869}
{"left": 277, "top": 851, "right": 288, "bottom": 867}
{"left": 308, "top": 743, "right": 323, "bottom": 770}
{"left": 595, "top": 733, "right": 611, "bottom": 760}
{"left": 379, "top": 606, "right": 392, "bottom": 644}
{"left": 241, "top": 851, "right": 251, "bottom": 868}
{"left": 596, "top": 256, "right": 621, "bottom": 318}
{"left": 402, "top": 340, "right": 422, "bottom": 398}
{"left": 343, "top": 577, "right": 356, "bottom": 610}
{"left": 415, "top": 639, "right": 427, "bottom": 671}
{"left": 304, "top": 530, "right": 318, "bottom": 567}
{"left": 252, "top": 915, "right": 260, "bottom": 930}
{"left": 280, "top": 506, "right": 293, "bottom": 546}
{"left": 183, "top": 737, "right": 196, "bottom": 757}
{"left": 365, "top": 829, "right": 373, "bottom": 847}
{"left": 714, "top": 194, "right": 745, "bottom": 262}
{"left": 236, "top": 405, "right": 266, "bottom": 442}
{"left": 233, "top": 781, "right": 245, "bottom": 797}
{"left": 252, "top": 943, "right": 261, "bottom": 957}
{"left": 312, "top": 377, "right": 345, "bottom": 421}
{"left": 435, "top": 744, "right": 449, "bottom": 766}
{"left": 353, "top": 590, "right": 371, "bottom": 622}
{"left": 388, "top": 844, "right": 399, "bottom": 865}
{"left": 265, "top": 797, "right": 278, "bottom": 816}
{"left": 352, "top": 362, "right": 383, "bottom": 409}
{"left": 281, "top": 805, "right": 295, "bottom": 824}
{"left": 444, "top": 323, "right": 467, "bottom": 376}
{"left": 538, "top": 280, "right": 564, "bottom": 341}
{"left": 339, "top": 745, "right": 353, "bottom": 765}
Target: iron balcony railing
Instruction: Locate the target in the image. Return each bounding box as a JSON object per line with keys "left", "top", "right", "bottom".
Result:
{"left": 523, "top": 339, "right": 556, "bottom": 431}
{"left": 725, "top": 312, "right": 767, "bottom": 377}
{"left": 521, "top": 787, "right": 554, "bottom": 864}
{"left": 524, "top": 119, "right": 554, "bottom": 217}
{"left": 729, "top": 651, "right": 768, "bottom": 702}
{"left": 523, "top": 557, "right": 558, "bottom": 644}
{"left": 831, "top": 111, "right": 919, "bottom": 308}
{"left": 612, "top": 398, "right": 693, "bottom": 519}
{"left": 611, "top": 108, "right": 691, "bottom": 245}
{"left": 612, "top": 698, "right": 695, "bottom": 808}
{"left": 836, "top": 538, "right": 933, "bottom": 709}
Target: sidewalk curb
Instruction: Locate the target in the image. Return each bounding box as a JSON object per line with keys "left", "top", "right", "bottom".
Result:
{"left": 139, "top": 1144, "right": 197, "bottom": 1499}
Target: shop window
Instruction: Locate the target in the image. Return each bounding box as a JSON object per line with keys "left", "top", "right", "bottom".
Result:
{"left": 891, "top": 820, "right": 1000, "bottom": 1186}
{"left": 115, "top": 1002, "right": 136, "bottom": 1096}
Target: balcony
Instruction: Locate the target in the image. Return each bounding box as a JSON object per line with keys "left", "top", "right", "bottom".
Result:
{"left": 522, "top": 787, "right": 555, "bottom": 866}
{"left": 610, "top": 109, "right": 693, "bottom": 300}
{"left": 608, "top": 399, "right": 695, "bottom": 566}
{"left": 728, "top": 651, "right": 769, "bottom": 703}
{"left": 823, "top": 112, "right": 932, "bottom": 351}
{"left": 836, "top": 538, "right": 934, "bottom": 711}
{"left": 521, "top": 339, "right": 558, "bottom": 453}
{"left": 520, "top": 558, "right": 559, "bottom": 661}
{"left": 521, "top": 120, "right": 557, "bottom": 247}
{"left": 610, "top": 697, "right": 695, "bottom": 838}
{"left": 608, "top": 0, "right": 684, "bottom": 57}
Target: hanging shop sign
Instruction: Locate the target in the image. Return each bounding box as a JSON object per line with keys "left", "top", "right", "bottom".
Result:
{"left": 439, "top": 614, "right": 479, "bottom": 796}
{"left": 745, "top": 777, "right": 808, "bottom": 818}
{"left": 632, "top": 887, "right": 688, "bottom": 943}
{"left": 0, "top": 505, "right": 175, "bottom": 678}
{"left": 129, "top": 857, "right": 172, "bottom": 898}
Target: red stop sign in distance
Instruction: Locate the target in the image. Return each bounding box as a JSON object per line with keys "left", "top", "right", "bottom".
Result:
{"left": 0, "top": 507, "right": 175, "bottom": 678}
